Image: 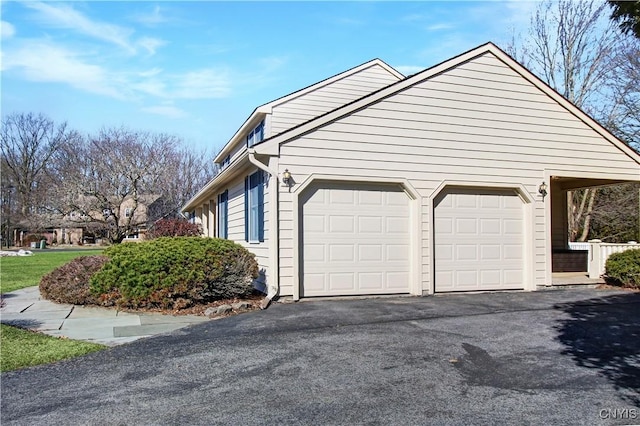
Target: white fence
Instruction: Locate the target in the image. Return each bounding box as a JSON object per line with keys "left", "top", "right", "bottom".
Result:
{"left": 587, "top": 240, "right": 640, "bottom": 279}
{"left": 568, "top": 242, "right": 590, "bottom": 251}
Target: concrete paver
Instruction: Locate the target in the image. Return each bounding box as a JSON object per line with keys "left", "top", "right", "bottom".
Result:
{"left": 1, "top": 286, "right": 210, "bottom": 346}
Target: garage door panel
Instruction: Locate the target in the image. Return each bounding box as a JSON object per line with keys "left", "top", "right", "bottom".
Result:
{"left": 302, "top": 183, "right": 411, "bottom": 297}
{"left": 435, "top": 188, "right": 524, "bottom": 292}
{"left": 387, "top": 244, "right": 409, "bottom": 261}
{"left": 358, "top": 216, "right": 383, "bottom": 233}
{"left": 329, "top": 245, "right": 354, "bottom": 262}
{"left": 359, "top": 273, "right": 383, "bottom": 290}
{"left": 304, "top": 244, "right": 325, "bottom": 262}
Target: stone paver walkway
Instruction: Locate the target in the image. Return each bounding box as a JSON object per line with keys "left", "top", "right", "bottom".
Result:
{"left": 1, "top": 286, "right": 209, "bottom": 346}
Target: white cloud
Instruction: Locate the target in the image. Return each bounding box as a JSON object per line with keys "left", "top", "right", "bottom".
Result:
{"left": 2, "top": 40, "right": 124, "bottom": 98}
{"left": 137, "top": 37, "right": 167, "bottom": 56}
{"left": 1, "top": 20, "right": 15, "bottom": 39}
{"left": 427, "top": 23, "right": 453, "bottom": 31}
{"left": 142, "top": 104, "right": 186, "bottom": 119}
{"left": 25, "top": 2, "right": 137, "bottom": 54}
{"left": 24, "top": 1, "right": 167, "bottom": 57}
{"left": 394, "top": 65, "right": 425, "bottom": 76}
{"left": 133, "top": 5, "right": 168, "bottom": 26}
{"left": 173, "top": 69, "right": 231, "bottom": 99}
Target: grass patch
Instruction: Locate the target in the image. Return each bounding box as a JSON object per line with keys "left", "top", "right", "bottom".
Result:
{"left": 0, "top": 249, "right": 103, "bottom": 293}
{"left": 0, "top": 324, "right": 105, "bottom": 372}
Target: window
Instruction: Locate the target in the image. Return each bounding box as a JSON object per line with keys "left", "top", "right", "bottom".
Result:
{"left": 218, "top": 190, "right": 228, "bottom": 239}
{"left": 246, "top": 120, "right": 265, "bottom": 148}
{"left": 245, "top": 171, "right": 264, "bottom": 242}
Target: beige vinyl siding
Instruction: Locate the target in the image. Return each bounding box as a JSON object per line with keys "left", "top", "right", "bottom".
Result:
{"left": 275, "top": 51, "right": 639, "bottom": 296}
{"left": 223, "top": 170, "right": 270, "bottom": 288}
{"left": 270, "top": 64, "right": 401, "bottom": 136}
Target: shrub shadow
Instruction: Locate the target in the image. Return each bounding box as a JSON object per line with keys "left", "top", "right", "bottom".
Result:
{"left": 1, "top": 318, "right": 45, "bottom": 329}
{"left": 553, "top": 292, "right": 640, "bottom": 405}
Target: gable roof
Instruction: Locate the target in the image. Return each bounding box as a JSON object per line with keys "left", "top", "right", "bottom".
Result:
{"left": 254, "top": 42, "right": 640, "bottom": 165}
{"left": 213, "top": 58, "right": 404, "bottom": 163}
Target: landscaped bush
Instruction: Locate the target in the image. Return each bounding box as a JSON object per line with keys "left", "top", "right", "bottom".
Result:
{"left": 146, "top": 219, "right": 202, "bottom": 239}
{"left": 90, "top": 237, "right": 258, "bottom": 309}
{"left": 605, "top": 249, "right": 640, "bottom": 289}
{"left": 39, "top": 255, "right": 109, "bottom": 305}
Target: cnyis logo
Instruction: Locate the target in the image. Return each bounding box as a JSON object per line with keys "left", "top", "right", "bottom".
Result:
{"left": 599, "top": 408, "right": 638, "bottom": 420}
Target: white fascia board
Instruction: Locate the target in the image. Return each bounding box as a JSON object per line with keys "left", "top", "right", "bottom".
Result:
{"left": 182, "top": 151, "right": 250, "bottom": 212}
{"left": 213, "top": 112, "right": 265, "bottom": 164}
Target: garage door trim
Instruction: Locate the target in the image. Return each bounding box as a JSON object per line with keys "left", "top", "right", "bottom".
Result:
{"left": 291, "top": 174, "right": 421, "bottom": 300}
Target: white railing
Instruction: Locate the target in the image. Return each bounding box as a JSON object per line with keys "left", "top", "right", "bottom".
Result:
{"left": 588, "top": 240, "right": 640, "bottom": 279}
{"left": 568, "top": 242, "right": 590, "bottom": 251}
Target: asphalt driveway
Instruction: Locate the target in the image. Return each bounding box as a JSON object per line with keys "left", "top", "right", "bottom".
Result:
{"left": 2, "top": 289, "right": 639, "bottom": 425}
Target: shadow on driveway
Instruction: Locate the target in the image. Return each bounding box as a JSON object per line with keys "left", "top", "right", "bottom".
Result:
{"left": 553, "top": 292, "right": 640, "bottom": 405}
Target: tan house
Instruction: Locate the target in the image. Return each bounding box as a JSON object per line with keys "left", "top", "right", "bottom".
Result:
{"left": 183, "top": 42, "right": 640, "bottom": 302}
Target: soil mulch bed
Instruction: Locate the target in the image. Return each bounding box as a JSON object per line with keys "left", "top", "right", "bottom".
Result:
{"left": 114, "top": 293, "right": 265, "bottom": 317}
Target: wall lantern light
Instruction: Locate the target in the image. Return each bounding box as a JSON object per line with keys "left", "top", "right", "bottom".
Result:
{"left": 282, "top": 169, "right": 293, "bottom": 190}
{"left": 538, "top": 181, "right": 548, "bottom": 199}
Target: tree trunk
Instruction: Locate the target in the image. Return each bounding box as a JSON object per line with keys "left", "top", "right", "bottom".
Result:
{"left": 578, "top": 188, "right": 597, "bottom": 241}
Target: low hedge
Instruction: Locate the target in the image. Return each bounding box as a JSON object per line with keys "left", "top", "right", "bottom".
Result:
{"left": 604, "top": 248, "right": 640, "bottom": 289}
{"left": 90, "top": 237, "right": 258, "bottom": 309}
{"left": 39, "top": 256, "right": 109, "bottom": 305}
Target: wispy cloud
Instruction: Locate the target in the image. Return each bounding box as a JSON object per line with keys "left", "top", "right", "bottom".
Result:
{"left": 1, "top": 40, "right": 124, "bottom": 98}
{"left": 1, "top": 20, "right": 15, "bottom": 39}
{"left": 133, "top": 5, "right": 168, "bottom": 27}
{"left": 142, "top": 103, "right": 187, "bottom": 119}
{"left": 173, "top": 69, "right": 231, "bottom": 99}
{"left": 137, "top": 36, "right": 167, "bottom": 56}
{"left": 26, "top": 2, "right": 135, "bottom": 53}
{"left": 3, "top": 37, "right": 232, "bottom": 101}
{"left": 24, "top": 2, "right": 165, "bottom": 57}
{"left": 427, "top": 23, "right": 453, "bottom": 31}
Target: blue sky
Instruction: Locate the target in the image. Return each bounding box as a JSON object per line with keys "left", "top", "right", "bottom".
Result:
{"left": 1, "top": 1, "right": 536, "bottom": 153}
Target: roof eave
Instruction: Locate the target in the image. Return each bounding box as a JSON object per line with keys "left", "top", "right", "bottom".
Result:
{"left": 182, "top": 151, "right": 250, "bottom": 212}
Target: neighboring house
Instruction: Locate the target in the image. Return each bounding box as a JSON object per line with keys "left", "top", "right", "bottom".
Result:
{"left": 183, "top": 42, "right": 640, "bottom": 301}
{"left": 36, "top": 195, "right": 166, "bottom": 245}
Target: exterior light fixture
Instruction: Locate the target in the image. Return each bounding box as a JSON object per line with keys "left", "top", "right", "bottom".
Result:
{"left": 538, "top": 181, "right": 548, "bottom": 199}
{"left": 282, "top": 169, "right": 292, "bottom": 189}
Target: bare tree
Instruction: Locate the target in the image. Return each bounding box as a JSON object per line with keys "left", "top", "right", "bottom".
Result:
{"left": 590, "top": 183, "right": 640, "bottom": 242}
{"left": 0, "top": 113, "right": 76, "bottom": 226}
{"left": 601, "top": 39, "right": 640, "bottom": 150}
{"left": 51, "top": 127, "right": 214, "bottom": 244}
{"left": 508, "top": 0, "right": 639, "bottom": 241}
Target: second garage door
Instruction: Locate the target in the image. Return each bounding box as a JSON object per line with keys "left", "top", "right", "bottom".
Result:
{"left": 301, "top": 182, "right": 411, "bottom": 297}
{"left": 434, "top": 188, "right": 525, "bottom": 292}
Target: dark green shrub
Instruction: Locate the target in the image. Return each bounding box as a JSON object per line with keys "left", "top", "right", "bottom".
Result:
{"left": 90, "top": 237, "right": 258, "bottom": 309}
{"left": 39, "top": 256, "right": 109, "bottom": 305}
{"left": 605, "top": 249, "right": 640, "bottom": 288}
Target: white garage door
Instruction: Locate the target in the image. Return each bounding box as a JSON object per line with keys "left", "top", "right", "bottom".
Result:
{"left": 434, "top": 188, "right": 524, "bottom": 292}
{"left": 301, "top": 182, "right": 411, "bottom": 297}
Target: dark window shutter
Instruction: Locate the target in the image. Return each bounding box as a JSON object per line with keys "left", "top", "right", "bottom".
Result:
{"left": 244, "top": 176, "right": 249, "bottom": 242}
{"left": 258, "top": 172, "right": 265, "bottom": 242}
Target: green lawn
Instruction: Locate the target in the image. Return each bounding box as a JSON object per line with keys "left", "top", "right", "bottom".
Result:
{"left": 1, "top": 249, "right": 107, "bottom": 372}
{"left": 0, "top": 249, "right": 103, "bottom": 293}
{"left": 0, "top": 324, "right": 105, "bottom": 372}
